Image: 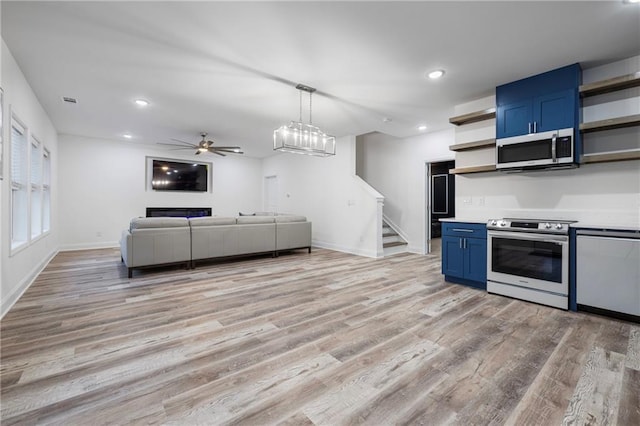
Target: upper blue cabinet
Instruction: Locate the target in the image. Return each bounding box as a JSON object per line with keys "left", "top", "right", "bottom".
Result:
{"left": 496, "top": 64, "right": 582, "bottom": 139}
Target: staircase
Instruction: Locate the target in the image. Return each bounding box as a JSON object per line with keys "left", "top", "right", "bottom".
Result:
{"left": 383, "top": 220, "right": 408, "bottom": 256}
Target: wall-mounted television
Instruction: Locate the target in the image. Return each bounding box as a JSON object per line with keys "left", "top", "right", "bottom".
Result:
{"left": 151, "top": 159, "right": 209, "bottom": 192}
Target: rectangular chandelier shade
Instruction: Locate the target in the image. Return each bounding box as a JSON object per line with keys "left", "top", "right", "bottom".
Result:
{"left": 273, "top": 121, "right": 336, "bottom": 157}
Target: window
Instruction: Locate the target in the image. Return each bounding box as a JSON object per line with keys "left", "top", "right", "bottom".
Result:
{"left": 9, "top": 115, "right": 51, "bottom": 251}
{"left": 43, "top": 149, "right": 51, "bottom": 233}
{"left": 31, "top": 136, "right": 43, "bottom": 238}
{"left": 10, "top": 118, "right": 28, "bottom": 249}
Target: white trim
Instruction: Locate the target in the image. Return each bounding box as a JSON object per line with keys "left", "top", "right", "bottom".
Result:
{"left": 1, "top": 249, "right": 58, "bottom": 319}
{"left": 59, "top": 241, "right": 119, "bottom": 252}
{"left": 312, "top": 239, "right": 381, "bottom": 259}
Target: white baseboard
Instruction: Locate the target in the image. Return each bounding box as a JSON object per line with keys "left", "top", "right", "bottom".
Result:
{"left": 312, "top": 239, "right": 382, "bottom": 258}
{"left": 59, "top": 241, "right": 119, "bottom": 252}
{"left": 1, "top": 249, "right": 59, "bottom": 320}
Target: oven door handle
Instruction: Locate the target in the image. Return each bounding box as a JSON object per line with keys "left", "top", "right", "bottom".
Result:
{"left": 488, "top": 230, "right": 568, "bottom": 243}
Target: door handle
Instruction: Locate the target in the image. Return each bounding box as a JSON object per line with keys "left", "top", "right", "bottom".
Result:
{"left": 528, "top": 122, "right": 532, "bottom": 134}
{"left": 533, "top": 121, "right": 537, "bottom": 133}
{"left": 452, "top": 228, "right": 474, "bottom": 233}
{"left": 459, "top": 238, "right": 463, "bottom": 249}
{"left": 463, "top": 238, "right": 467, "bottom": 249}
{"left": 551, "top": 132, "right": 557, "bottom": 162}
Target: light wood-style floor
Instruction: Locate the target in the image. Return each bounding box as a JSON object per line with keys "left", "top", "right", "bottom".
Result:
{"left": 1, "top": 247, "right": 638, "bottom": 425}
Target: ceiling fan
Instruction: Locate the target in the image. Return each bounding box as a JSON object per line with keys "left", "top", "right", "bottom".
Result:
{"left": 159, "top": 133, "right": 243, "bottom": 156}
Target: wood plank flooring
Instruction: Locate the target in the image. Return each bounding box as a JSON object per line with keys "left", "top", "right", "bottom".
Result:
{"left": 1, "top": 247, "right": 638, "bottom": 425}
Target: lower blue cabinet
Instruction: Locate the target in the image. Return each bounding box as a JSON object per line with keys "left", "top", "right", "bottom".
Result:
{"left": 441, "top": 222, "right": 487, "bottom": 290}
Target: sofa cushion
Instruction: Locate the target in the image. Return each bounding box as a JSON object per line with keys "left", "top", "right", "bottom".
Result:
{"left": 236, "top": 216, "right": 276, "bottom": 224}
{"left": 190, "top": 216, "right": 236, "bottom": 227}
{"left": 130, "top": 217, "right": 189, "bottom": 230}
{"left": 275, "top": 215, "right": 307, "bottom": 223}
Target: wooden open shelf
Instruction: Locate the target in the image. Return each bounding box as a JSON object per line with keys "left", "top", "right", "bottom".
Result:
{"left": 449, "top": 138, "right": 496, "bottom": 152}
{"left": 581, "top": 149, "right": 640, "bottom": 165}
{"left": 580, "top": 72, "right": 640, "bottom": 97}
{"left": 449, "top": 108, "right": 496, "bottom": 126}
{"left": 449, "top": 164, "right": 497, "bottom": 175}
{"left": 580, "top": 114, "right": 640, "bottom": 133}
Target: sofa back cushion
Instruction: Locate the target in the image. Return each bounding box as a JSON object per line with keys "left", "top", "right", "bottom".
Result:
{"left": 236, "top": 216, "right": 276, "bottom": 224}
{"left": 130, "top": 217, "right": 189, "bottom": 231}
{"left": 190, "top": 217, "right": 237, "bottom": 227}
{"left": 275, "top": 215, "right": 307, "bottom": 223}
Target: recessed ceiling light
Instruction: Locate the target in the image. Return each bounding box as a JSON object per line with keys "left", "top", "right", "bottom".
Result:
{"left": 417, "top": 125, "right": 428, "bottom": 131}
{"left": 123, "top": 133, "right": 132, "bottom": 139}
{"left": 427, "top": 69, "right": 445, "bottom": 79}
{"left": 134, "top": 99, "right": 149, "bottom": 107}
{"left": 382, "top": 117, "right": 392, "bottom": 123}
{"left": 62, "top": 96, "right": 77, "bottom": 104}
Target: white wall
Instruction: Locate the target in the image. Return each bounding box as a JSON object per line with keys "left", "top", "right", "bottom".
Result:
{"left": 357, "top": 129, "right": 455, "bottom": 253}
{"left": 262, "top": 136, "right": 384, "bottom": 258}
{"left": 1, "top": 40, "right": 59, "bottom": 317}
{"left": 454, "top": 56, "right": 640, "bottom": 228}
{"left": 58, "top": 134, "right": 263, "bottom": 250}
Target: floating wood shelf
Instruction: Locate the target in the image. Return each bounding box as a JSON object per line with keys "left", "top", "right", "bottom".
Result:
{"left": 580, "top": 72, "right": 640, "bottom": 97}
{"left": 449, "top": 138, "right": 496, "bottom": 152}
{"left": 449, "top": 164, "right": 497, "bottom": 175}
{"left": 581, "top": 150, "right": 640, "bottom": 164}
{"left": 580, "top": 114, "right": 640, "bottom": 133}
{"left": 449, "top": 108, "right": 496, "bottom": 126}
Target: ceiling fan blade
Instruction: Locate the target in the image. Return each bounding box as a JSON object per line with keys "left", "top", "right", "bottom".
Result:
{"left": 158, "top": 142, "right": 196, "bottom": 148}
{"left": 170, "top": 138, "right": 194, "bottom": 146}
{"left": 211, "top": 146, "right": 242, "bottom": 150}
{"left": 195, "top": 150, "right": 201, "bottom": 155}
{"left": 214, "top": 149, "right": 244, "bottom": 154}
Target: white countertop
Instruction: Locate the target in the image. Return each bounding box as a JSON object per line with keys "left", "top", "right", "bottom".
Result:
{"left": 570, "top": 223, "right": 640, "bottom": 232}
{"left": 439, "top": 218, "right": 487, "bottom": 224}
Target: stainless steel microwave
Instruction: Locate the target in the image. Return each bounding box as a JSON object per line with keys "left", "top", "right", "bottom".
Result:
{"left": 496, "top": 128, "right": 575, "bottom": 170}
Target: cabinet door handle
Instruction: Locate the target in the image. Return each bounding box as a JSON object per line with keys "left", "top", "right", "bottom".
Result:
{"left": 463, "top": 238, "right": 467, "bottom": 249}
{"left": 551, "top": 132, "right": 557, "bottom": 162}
{"left": 533, "top": 121, "right": 537, "bottom": 133}
{"left": 459, "top": 238, "right": 463, "bottom": 249}
{"left": 452, "top": 228, "right": 474, "bottom": 233}
{"left": 528, "top": 122, "right": 532, "bottom": 134}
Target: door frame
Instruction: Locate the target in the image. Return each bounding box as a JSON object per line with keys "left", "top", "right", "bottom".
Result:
{"left": 424, "top": 157, "right": 454, "bottom": 254}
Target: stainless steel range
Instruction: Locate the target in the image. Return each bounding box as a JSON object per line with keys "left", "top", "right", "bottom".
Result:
{"left": 486, "top": 218, "right": 576, "bottom": 310}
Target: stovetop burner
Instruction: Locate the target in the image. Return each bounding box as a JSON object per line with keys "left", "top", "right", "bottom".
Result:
{"left": 487, "top": 218, "right": 577, "bottom": 234}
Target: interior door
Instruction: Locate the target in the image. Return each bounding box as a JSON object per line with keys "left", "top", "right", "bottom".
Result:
{"left": 264, "top": 175, "right": 278, "bottom": 213}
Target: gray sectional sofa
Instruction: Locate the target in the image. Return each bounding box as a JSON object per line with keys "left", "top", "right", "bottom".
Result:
{"left": 120, "top": 214, "right": 311, "bottom": 278}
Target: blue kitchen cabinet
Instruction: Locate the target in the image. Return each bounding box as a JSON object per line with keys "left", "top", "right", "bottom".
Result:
{"left": 441, "top": 222, "right": 487, "bottom": 290}
{"left": 496, "top": 64, "right": 581, "bottom": 139}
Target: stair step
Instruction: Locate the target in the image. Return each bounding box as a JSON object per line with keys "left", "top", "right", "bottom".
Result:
{"left": 383, "top": 241, "right": 408, "bottom": 249}
{"left": 383, "top": 232, "right": 397, "bottom": 238}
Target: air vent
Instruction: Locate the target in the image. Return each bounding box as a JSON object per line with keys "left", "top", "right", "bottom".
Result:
{"left": 62, "top": 96, "right": 77, "bottom": 104}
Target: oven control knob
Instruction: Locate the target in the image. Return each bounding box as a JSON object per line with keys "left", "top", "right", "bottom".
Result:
{"left": 556, "top": 223, "right": 563, "bottom": 230}
{"left": 500, "top": 220, "right": 507, "bottom": 227}
{"left": 544, "top": 222, "right": 551, "bottom": 229}
{"left": 491, "top": 220, "right": 497, "bottom": 226}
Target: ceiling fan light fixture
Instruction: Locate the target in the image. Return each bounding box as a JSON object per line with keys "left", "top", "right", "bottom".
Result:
{"left": 273, "top": 84, "right": 336, "bottom": 157}
{"left": 427, "top": 69, "right": 445, "bottom": 79}
{"left": 134, "top": 99, "right": 149, "bottom": 107}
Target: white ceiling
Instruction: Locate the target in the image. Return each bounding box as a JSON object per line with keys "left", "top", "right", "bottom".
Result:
{"left": 2, "top": 1, "right": 639, "bottom": 158}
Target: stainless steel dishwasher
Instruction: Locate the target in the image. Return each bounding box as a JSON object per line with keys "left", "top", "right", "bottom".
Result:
{"left": 576, "top": 229, "right": 640, "bottom": 320}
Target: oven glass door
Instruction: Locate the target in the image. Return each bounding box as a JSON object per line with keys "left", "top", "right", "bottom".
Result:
{"left": 488, "top": 231, "right": 568, "bottom": 295}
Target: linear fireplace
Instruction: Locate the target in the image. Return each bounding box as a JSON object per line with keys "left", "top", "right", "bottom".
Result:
{"left": 146, "top": 207, "right": 212, "bottom": 218}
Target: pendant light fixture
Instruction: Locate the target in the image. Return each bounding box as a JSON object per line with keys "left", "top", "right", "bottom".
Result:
{"left": 273, "top": 84, "right": 336, "bottom": 157}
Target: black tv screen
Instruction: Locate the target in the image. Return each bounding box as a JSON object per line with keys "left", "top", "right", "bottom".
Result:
{"left": 152, "top": 160, "right": 208, "bottom": 192}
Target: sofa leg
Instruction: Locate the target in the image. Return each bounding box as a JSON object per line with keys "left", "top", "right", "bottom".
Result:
{"left": 308, "top": 247, "right": 311, "bottom": 253}
{"left": 121, "top": 255, "right": 124, "bottom": 263}
{"left": 128, "top": 268, "right": 133, "bottom": 279}
{"left": 273, "top": 251, "right": 277, "bottom": 258}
